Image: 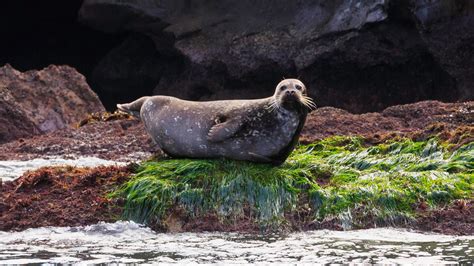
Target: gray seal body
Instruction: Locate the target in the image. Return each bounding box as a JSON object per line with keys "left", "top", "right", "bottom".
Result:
{"left": 118, "top": 79, "right": 314, "bottom": 165}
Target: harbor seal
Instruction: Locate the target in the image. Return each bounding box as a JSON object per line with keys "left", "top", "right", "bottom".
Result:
{"left": 117, "top": 79, "right": 315, "bottom": 165}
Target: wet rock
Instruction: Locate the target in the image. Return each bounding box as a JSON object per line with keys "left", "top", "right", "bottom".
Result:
{"left": 0, "top": 64, "right": 105, "bottom": 143}
{"left": 0, "top": 116, "right": 154, "bottom": 162}
{"left": 0, "top": 165, "right": 133, "bottom": 231}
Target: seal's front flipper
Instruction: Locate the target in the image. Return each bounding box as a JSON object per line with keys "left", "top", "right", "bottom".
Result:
{"left": 207, "top": 117, "right": 243, "bottom": 142}
{"left": 117, "top": 96, "right": 150, "bottom": 119}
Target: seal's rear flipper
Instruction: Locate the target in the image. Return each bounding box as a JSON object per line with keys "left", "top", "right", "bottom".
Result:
{"left": 117, "top": 96, "right": 150, "bottom": 119}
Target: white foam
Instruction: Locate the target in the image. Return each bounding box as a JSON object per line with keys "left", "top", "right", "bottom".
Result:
{"left": 0, "top": 157, "right": 127, "bottom": 182}
{"left": 0, "top": 222, "right": 472, "bottom": 264}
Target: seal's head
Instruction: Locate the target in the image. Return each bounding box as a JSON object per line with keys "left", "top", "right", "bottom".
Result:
{"left": 270, "top": 79, "right": 316, "bottom": 111}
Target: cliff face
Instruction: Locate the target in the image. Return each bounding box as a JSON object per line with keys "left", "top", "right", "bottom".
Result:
{"left": 77, "top": 0, "right": 473, "bottom": 112}
{"left": 0, "top": 0, "right": 472, "bottom": 113}
{"left": 412, "top": 0, "right": 474, "bottom": 100}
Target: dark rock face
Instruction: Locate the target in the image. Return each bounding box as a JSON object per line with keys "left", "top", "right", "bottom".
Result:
{"left": 78, "top": 0, "right": 473, "bottom": 112}
{"left": 412, "top": 0, "right": 474, "bottom": 100}
{"left": 0, "top": 65, "right": 105, "bottom": 144}
{"left": 90, "top": 34, "right": 182, "bottom": 107}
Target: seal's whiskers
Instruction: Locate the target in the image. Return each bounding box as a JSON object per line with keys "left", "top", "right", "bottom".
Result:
{"left": 301, "top": 96, "right": 317, "bottom": 110}
{"left": 266, "top": 98, "right": 281, "bottom": 112}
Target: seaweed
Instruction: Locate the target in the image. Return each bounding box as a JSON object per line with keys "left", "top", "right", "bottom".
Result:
{"left": 112, "top": 137, "right": 473, "bottom": 229}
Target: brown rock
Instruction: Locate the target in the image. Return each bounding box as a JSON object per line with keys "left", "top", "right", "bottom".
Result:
{"left": 0, "top": 165, "right": 133, "bottom": 231}
{"left": 300, "top": 100, "right": 474, "bottom": 143}
{"left": 0, "top": 87, "right": 39, "bottom": 142}
{"left": 0, "top": 64, "right": 105, "bottom": 143}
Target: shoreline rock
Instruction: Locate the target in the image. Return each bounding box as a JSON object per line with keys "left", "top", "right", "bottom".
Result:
{"left": 0, "top": 139, "right": 472, "bottom": 235}
{"left": 0, "top": 100, "right": 470, "bottom": 162}
{"left": 0, "top": 64, "right": 105, "bottom": 144}
{"left": 0, "top": 100, "right": 472, "bottom": 235}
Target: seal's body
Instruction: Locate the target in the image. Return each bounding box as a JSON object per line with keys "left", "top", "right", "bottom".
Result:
{"left": 118, "top": 79, "right": 314, "bottom": 165}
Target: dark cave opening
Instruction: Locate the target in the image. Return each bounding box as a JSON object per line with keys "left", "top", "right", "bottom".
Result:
{"left": 0, "top": 0, "right": 126, "bottom": 108}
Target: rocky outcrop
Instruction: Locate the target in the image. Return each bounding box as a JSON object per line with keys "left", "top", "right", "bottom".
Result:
{"left": 0, "top": 64, "right": 105, "bottom": 144}
{"left": 0, "top": 88, "right": 39, "bottom": 142}
{"left": 78, "top": 0, "right": 473, "bottom": 113}
{"left": 0, "top": 101, "right": 474, "bottom": 235}
{"left": 300, "top": 100, "right": 473, "bottom": 143}
{"left": 0, "top": 100, "right": 471, "bottom": 161}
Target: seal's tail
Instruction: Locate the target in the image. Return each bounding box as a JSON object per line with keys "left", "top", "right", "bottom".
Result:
{"left": 116, "top": 96, "right": 149, "bottom": 119}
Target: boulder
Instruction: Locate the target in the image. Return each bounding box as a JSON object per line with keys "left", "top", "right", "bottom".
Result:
{"left": 0, "top": 64, "right": 105, "bottom": 143}
{"left": 0, "top": 87, "right": 39, "bottom": 142}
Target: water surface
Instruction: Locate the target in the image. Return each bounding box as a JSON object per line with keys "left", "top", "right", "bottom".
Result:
{"left": 0, "top": 222, "right": 472, "bottom": 264}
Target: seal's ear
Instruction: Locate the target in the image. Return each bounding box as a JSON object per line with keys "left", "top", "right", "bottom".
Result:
{"left": 207, "top": 117, "right": 243, "bottom": 142}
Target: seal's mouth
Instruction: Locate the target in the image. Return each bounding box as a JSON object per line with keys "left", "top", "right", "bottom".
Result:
{"left": 282, "top": 92, "right": 316, "bottom": 110}
{"left": 281, "top": 94, "right": 299, "bottom": 104}
{"left": 268, "top": 83, "right": 316, "bottom": 112}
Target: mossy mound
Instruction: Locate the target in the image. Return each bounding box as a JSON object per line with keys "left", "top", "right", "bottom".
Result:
{"left": 113, "top": 137, "right": 473, "bottom": 230}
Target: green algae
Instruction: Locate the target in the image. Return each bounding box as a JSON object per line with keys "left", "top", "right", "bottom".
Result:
{"left": 113, "top": 137, "right": 473, "bottom": 229}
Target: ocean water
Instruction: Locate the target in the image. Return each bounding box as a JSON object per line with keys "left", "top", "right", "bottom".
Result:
{"left": 0, "top": 221, "right": 472, "bottom": 264}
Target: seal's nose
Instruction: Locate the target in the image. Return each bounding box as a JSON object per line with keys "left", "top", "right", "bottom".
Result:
{"left": 286, "top": 90, "right": 296, "bottom": 96}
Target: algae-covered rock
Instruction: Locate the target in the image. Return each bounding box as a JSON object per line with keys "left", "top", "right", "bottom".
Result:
{"left": 114, "top": 137, "right": 474, "bottom": 232}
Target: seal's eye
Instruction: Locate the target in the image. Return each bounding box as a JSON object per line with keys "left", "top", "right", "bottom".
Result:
{"left": 280, "top": 85, "right": 287, "bottom": 91}
{"left": 295, "top": 85, "right": 302, "bottom": 90}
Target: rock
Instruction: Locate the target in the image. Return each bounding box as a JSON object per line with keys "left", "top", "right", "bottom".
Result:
{"left": 78, "top": 0, "right": 471, "bottom": 113}
{"left": 0, "top": 87, "right": 39, "bottom": 142}
{"left": 411, "top": 0, "right": 474, "bottom": 99}
{"left": 79, "top": 0, "right": 388, "bottom": 76}
{"left": 300, "top": 100, "right": 474, "bottom": 143}
{"left": 90, "top": 34, "right": 182, "bottom": 109}
{"left": 0, "top": 64, "right": 105, "bottom": 144}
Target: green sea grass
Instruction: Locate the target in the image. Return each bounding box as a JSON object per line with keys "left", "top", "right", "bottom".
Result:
{"left": 112, "top": 137, "right": 473, "bottom": 229}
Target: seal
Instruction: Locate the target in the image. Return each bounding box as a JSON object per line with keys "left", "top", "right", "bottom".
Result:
{"left": 117, "top": 79, "right": 315, "bottom": 165}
